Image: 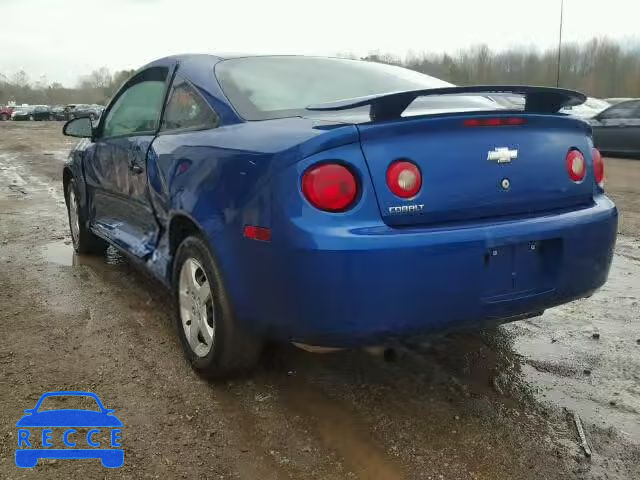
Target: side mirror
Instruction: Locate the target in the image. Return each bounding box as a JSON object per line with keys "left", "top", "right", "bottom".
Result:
{"left": 63, "top": 117, "right": 93, "bottom": 138}
{"left": 23, "top": 409, "right": 34, "bottom": 414}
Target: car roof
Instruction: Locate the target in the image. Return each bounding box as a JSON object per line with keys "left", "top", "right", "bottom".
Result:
{"left": 153, "top": 52, "right": 293, "bottom": 61}
{"left": 143, "top": 53, "right": 345, "bottom": 68}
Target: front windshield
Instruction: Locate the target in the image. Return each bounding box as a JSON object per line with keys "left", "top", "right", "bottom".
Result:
{"left": 216, "top": 56, "right": 457, "bottom": 120}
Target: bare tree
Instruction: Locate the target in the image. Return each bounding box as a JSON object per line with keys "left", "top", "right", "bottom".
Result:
{"left": 339, "top": 37, "right": 640, "bottom": 98}
{"left": 2, "top": 38, "right": 639, "bottom": 106}
{"left": 12, "top": 70, "right": 30, "bottom": 87}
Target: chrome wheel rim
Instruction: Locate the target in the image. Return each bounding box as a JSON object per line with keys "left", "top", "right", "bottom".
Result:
{"left": 179, "top": 258, "right": 215, "bottom": 357}
{"left": 68, "top": 186, "right": 80, "bottom": 246}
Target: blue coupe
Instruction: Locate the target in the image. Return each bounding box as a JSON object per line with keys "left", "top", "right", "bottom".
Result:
{"left": 62, "top": 54, "right": 617, "bottom": 377}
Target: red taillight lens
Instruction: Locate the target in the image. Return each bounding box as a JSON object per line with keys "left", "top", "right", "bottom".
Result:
{"left": 386, "top": 160, "right": 422, "bottom": 198}
{"left": 301, "top": 163, "right": 357, "bottom": 212}
{"left": 566, "top": 149, "right": 586, "bottom": 182}
{"left": 592, "top": 148, "right": 604, "bottom": 188}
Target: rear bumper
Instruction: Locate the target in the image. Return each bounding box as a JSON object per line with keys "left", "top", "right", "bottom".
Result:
{"left": 237, "top": 195, "right": 617, "bottom": 347}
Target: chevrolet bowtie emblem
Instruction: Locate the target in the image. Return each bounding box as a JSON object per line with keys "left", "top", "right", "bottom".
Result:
{"left": 487, "top": 147, "right": 518, "bottom": 163}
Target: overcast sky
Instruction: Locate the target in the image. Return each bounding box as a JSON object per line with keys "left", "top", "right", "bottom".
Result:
{"left": 1, "top": 0, "right": 639, "bottom": 86}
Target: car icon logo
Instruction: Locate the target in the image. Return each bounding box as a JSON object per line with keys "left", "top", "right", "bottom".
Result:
{"left": 15, "top": 391, "right": 123, "bottom": 468}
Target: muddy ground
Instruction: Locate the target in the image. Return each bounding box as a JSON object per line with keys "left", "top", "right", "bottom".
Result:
{"left": 0, "top": 121, "right": 638, "bottom": 479}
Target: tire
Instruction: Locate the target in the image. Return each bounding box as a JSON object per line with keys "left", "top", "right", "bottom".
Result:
{"left": 29, "top": 115, "right": 34, "bottom": 121}
{"left": 66, "top": 178, "right": 106, "bottom": 254}
{"left": 173, "top": 235, "right": 262, "bottom": 378}
{"left": 0, "top": 113, "right": 7, "bottom": 121}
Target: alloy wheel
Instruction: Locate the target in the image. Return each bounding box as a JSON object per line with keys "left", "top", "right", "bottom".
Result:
{"left": 178, "top": 258, "right": 215, "bottom": 357}
{"left": 67, "top": 186, "right": 80, "bottom": 248}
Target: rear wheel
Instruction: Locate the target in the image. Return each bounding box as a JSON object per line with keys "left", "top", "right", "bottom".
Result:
{"left": 173, "top": 235, "right": 262, "bottom": 378}
{"left": 66, "top": 179, "right": 106, "bottom": 254}
{"left": 28, "top": 115, "right": 34, "bottom": 121}
{"left": 0, "top": 113, "right": 7, "bottom": 121}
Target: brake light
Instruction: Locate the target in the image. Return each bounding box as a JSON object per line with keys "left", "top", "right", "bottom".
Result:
{"left": 566, "top": 149, "right": 586, "bottom": 182}
{"left": 592, "top": 148, "right": 604, "bottom": 188}
{"left": 386, "top": 160, "right": 421, "bottom": 198}
{"left": 301, "top": 163, "right": 358, "bottom": 212}
{"left": 463, "top": 117, "right": 526, "bottom": 127}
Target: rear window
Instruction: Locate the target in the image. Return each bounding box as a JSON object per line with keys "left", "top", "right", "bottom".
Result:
{"left": 215, "top": 56, "right": 459, "bottom": 120}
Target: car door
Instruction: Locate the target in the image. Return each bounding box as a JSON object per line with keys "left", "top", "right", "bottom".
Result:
{"left": 620, "top": 102, "right": 640, "bottom": 155}
{"left": 592, "top": 101, "right": 640, "bottom": 155}
{"left": 85, "top": 65, "right": 174, "bottom": 257}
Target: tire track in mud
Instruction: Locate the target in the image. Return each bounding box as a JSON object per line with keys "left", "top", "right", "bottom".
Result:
{"left": 277, "top": 377, "right": 407, "bottom": 480}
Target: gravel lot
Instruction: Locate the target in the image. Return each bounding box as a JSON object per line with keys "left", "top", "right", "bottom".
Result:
{"left": 0, "top": 121, "right": 639, "bottom": 479}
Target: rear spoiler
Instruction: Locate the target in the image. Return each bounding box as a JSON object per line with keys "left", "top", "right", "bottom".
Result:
{"left": 306, "top": 85, "right": 586, "bottom": 121}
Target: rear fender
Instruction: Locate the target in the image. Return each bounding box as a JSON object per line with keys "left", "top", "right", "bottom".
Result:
{"left": 271, "top": 142, "right": 382, "bottom": 250}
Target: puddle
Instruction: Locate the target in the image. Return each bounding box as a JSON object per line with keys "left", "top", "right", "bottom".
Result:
{"left": 43, "top": 241, "right": 125, "bottom": 267}
{"left": 508, "top": 243, "right": 640, "bottom": 441}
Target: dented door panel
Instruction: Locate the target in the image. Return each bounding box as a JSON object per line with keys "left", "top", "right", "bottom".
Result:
{"left": 85, "top": 135, "right": 159, "bottom": 257}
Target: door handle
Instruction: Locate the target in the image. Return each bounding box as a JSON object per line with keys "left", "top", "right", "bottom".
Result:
{"left": 130, "top": 164, "right": 143, "bottom": 175}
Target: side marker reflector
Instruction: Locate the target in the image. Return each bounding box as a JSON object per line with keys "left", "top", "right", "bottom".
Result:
{"left": 243, "top": 225, "right": 271, "bottom": 242}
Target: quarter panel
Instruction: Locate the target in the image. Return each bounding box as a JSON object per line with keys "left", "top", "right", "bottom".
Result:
{"left": 147, "top": 121, "right": 361, "bottom": 330}
{"left": 148, "top": 128, "right": 276, "bottom": 300}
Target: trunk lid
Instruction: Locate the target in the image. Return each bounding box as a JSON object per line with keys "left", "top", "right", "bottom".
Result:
{"left": 357, "top": 113, "right": 595, "bottom": 226}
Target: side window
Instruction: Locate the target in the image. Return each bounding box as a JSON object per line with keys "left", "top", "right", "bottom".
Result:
{"left": 600, "top": 102, "right": 637, "bottom": 120}
{"left": 102, "top": 68, "right": 168, "bottom": 137}
{"left": 161, "top": 77, "right": 219, "bottom": 132}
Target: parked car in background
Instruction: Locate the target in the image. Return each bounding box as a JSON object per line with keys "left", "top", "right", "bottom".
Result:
{"left": 11, "top": 105, "right": 53, "bottom": 121}
{"left": 11, "top": 106, "right": 35, "bottom": 121}
{"left": 0, "top": 105, "right": 15, "bottom": 121}
{"left": 33, "top": 105, "right": 53, "bottom": 120}
{"left": 67, "top": 104, "right": 103, "bottom": 121}
{"left": 560, "top": 97, "right": 610, "bottom": 119}
{"left": 490, "top": 94, "right": 525, "bottom": 109}
{"left": 605, "top": 97, "right": 636, "bottom": 106}
{"left": 50, "top": 106, "right": 67, "bottom": 120}
{"left": 64, "top": 104, "right": 77, "bottom": 119}
{"left": 590, "top": 99, "right": 640, "bottom": 157}
{"left": 61, "top": 54, "right": 616, "bottom": 378}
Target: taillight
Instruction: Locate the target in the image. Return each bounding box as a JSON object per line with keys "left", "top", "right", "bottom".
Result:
{"left": 566, "top": 149, "right": 586, "bottom": 182}
{"left": 386, "top": 160, "right": 422, "bottom": 198}
{"left": 301, "top": 163, "right": 357, "bottom": 212}
{"left": 592, "top": 148, "right": 604, "bottom": 188}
